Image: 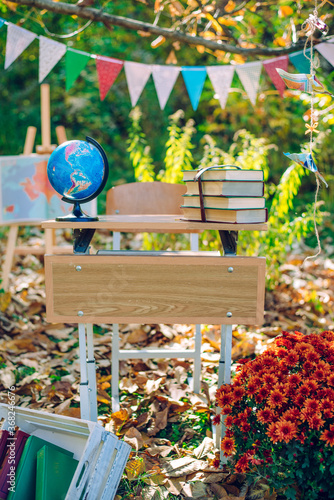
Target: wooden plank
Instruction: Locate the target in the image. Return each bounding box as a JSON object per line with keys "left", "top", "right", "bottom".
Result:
{"left": 45, "top": 254, "right": 265, "bottom": 325}
{"left": 41, "top": 214, "right": 268, "bottom": 232}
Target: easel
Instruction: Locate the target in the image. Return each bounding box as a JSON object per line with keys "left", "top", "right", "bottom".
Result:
{"left": 1, "top": 84, "right": 70, "bottom": 290}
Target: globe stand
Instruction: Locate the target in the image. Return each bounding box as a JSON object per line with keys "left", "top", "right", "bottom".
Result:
{"left": 56, "top": 201, "right": 98, "bottom": 222}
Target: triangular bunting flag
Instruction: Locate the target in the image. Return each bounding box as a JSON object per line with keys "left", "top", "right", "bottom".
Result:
{"left": 65, "top": 48, "right": 91, "bottom": 91}
{"left": 235, "top": 61, "right": 262, "bottom": 105}
{"left": 95, "top": 56, "right": 124, "bottom": 101}
{"left": 124, "top": 61, "right": 152, "bottom": 107}
{"left": 263, "top": 55, "right": 289, "bottom": 97}
{"left": 289, "top": 49, "right": 311, "bottom": 74}
{"left": 181, "top": 67, "right": 207, "bottom": 111}
{"left": 206, "top": 65, "right": 234, "bottom": 109}
{"left": 5, "top": 23, "right": 37, "bottom": 69}
{"left": 39, "top": 36, "right": 67, "bottom": 83}
{"left": 152, "top": 65, "right": 180, "bottom": 110}
{"left": 0, "top": 18, "right": 5, "bottom": 29}
{"left": 315, "top": 42, "right": 334, "bottom": 67}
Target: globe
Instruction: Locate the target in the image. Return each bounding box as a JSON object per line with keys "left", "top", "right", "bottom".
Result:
{"left": 47, "top": 137, "right": 109, "bottom": 221}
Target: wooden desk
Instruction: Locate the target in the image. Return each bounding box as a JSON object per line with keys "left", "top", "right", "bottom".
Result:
{"left": 42, "top": 215, "right": 267, "bottom": 460}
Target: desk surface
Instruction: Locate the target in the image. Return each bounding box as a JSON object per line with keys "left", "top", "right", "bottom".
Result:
{"left": 41, "top": 214, "right": 268, "bottom": 232}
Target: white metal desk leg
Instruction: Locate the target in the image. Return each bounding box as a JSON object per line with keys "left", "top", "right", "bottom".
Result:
{"left": 113, "top": 231, "right": 121, "bottom": 251}
{"left": 86, "top": 323, "right": 98, "bottom": 422}
{"left": 217, "top": 324, "right": 233, "bottom": 465}
{"left": 78, "top": 324, "right": 90, "bottom": 420}
{"left": 193, "top": 324, "right": 202, "bottom": 393}
{"left": 112, "top": 324, "right": 120, "bottom": 413}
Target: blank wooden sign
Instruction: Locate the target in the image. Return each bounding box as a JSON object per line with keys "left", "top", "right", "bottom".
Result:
{"left": 45, "top": 254, "right": 265, "bottom": 325}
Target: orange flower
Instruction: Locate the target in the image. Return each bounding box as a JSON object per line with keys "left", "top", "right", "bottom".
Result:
{"left": 313, "top": 369, "right": 326, "bottom": 382}
{"left": 257, "top": 407, "right": 275, "bottom": 424}
{"left": 303, "top": 398, "right": 320, "bottom": 413}
{"left": 221, "top": 437, "right": 236, "bottom": 456}
{"left": 232, "top": 386, "right": 245, "bottom": 402}
{"left": 224, "top": 415, "right": 233, "bottom": 428}
{"left": 306, "top": 350, "right": 320, "bottom": 363}
{"left": 276, "top": 419, "right": 298, "bottom": 443}
{"left": 308, "top": 414, "right": 325, "bottom": 430}
{"left": 267, "top": 422, "right": 279, "bottom": 443}
{"left": 288, "top": 373, "right": 302, "bottom": 386}
{"left": 327, "top": 374, "right": 334, "bottom": 387}
{"left": 285, "top": 351, "right": 299, "bottom": 366}
{"left": 234, "top": 454, "right": 250, "bottom": 473}
{"left": 282, "top": 408, "right": 300, "bottom": 423}
{"left": 321, "top": 398, "right": 334, "bottom": 412}
{"left": 320, "top": 425, "right": 334, "bottom": 446}
{"left": 268, "top": 389, "right": 287, "bottom": 408}
{"left": 304, "top": 379, "right": 318, "bottom": 393}
{"left": 262, "top": 373, "right": 278, "bottom": 385}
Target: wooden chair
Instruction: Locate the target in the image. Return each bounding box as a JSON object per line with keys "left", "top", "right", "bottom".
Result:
{"left": 106, "top": 181, "right": 201, "bottom": 410}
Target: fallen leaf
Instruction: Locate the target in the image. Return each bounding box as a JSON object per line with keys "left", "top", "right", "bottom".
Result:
{"left": 193, "top": 436, "right": 214, "bottom": 459}
{"left": 161, "top": 457, "right": 207, "bottom": 477}
{"left": 124, "top": 427, "right": 144, "bottom": 451}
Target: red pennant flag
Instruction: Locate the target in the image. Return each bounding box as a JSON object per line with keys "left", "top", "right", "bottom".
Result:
{"left": 96, "top": 55, "right": 124, "bottom": 101}
{"left": 263, "top": 55, "right": 289, "bottom": 97}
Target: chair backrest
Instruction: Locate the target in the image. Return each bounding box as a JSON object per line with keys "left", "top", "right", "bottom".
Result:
{"left": 106, "top": 181, "right": 186, "bottom": 215}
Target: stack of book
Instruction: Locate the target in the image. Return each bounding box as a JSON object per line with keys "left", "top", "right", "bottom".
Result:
{"left": 0, "top": 430, "right": 78, "bottom": 500}
{"left": 181, "top": 167, "right": 267, "bottom": 223}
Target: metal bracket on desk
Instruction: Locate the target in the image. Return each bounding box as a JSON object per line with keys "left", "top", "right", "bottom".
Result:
{"left": 73, "top": 229, "right": 96, "bottom": 254}
{"left": 219, "top": 230, "right": 238, "bottom": 256}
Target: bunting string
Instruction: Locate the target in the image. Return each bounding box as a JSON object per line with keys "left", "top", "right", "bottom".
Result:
{"left": 0, "top": 17, "right": 333, "bottom": 110}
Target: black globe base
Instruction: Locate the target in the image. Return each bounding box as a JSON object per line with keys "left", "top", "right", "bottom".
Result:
{"left": 56, "top": 201, "right": 98, "bottom": 222}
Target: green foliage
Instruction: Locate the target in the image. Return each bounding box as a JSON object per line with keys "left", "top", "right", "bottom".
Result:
{"left": 127, "top": 107, "right": 155, "bottom": 182}
{"left": 159, "top": 110, "right": 195, "bottom": 183}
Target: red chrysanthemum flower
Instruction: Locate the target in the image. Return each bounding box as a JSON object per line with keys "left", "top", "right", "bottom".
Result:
{"left": 320, "top": 425, "right": 334, "bottom": 446}
{"left": 221, "top": 437, "right": 236, "bottom": 456}
{"left": 262, "top": 373, "right": 278, "bottom": 385}
{"left": 294, "top": 394, "right": 306, "bottom": 407}
{"left": 282, "top": 408, "right": 300, "bottom": 423}
{"left": 246, "top": 383, "right": 258, "bottom": 396}
{"left": 308, "top": 414, "right": 325, "bottom": 430}
{"left": 321, "top": 398, "right": 334, "bottom": 412}
{"left": 303, "top": 398, "right": 320, "bottom": 413}
{"left": 224, "top": 415, "right": 233, "bottom": 428}
{"left": 232, "top": 386, "right": 245, "bottom": 402}
{"left": 285, "top": 351, "right": 299, "bottom": 366}
{"left": 268, "top": 389, "right": 287, "bottom": 408}
{"left": 267, "top": 422, "right": 279, "bottom": 443}
{"left": 258, "top": 386, "right": 270, "bottom": 399}
{"left": 328, "top": 374, "right": 334, "bottom": 387}
{"left": 212, "top": 414, "right": 221, "bottom": 425}
{"left": 276, "top": 347, "right": 287, "bottom": 358}
{"left": 306, "top": 379, "right": 318, "bottom": 392}
{"left": 217, "top": 392, "right": 233, "bottom": 407}
{"left": 234, "top": 454, "right": 250, "bottom": 473}
{"left": 257, "top": 408, "right": 275, "bottom": 424}
{"left": 276, "top": 419, "right": 298, "bottom": 443}
{"left": 323, "top": 408, "right": 333, "bottom": 419}
{"left": 288, "top": 373, "right": 302, "bottom": 386}
{"left": 241, "top": 422, "right": 251, "bottom": 433}
{"left": 314, "top": 369, "right": 326, "bottom": 382}
{"left": 306, "top": 350, "right": 320, "bottom": 363}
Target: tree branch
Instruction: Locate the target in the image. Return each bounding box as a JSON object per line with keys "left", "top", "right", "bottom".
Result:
{"left": 13, "top": 0, "right": 310, "bottom": 56}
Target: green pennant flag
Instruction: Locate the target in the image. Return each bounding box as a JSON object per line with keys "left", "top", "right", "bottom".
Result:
{"left": 66, "top": 48, "right": 91, "bottom": 91}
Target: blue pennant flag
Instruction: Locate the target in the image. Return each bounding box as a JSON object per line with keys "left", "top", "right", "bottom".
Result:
{"left": 0, "top": 18, "right": 5, "bottom": 29}
{"left": 289, "top": 49, "right": 311, "bottom": 74}
{"left": 181, "top": 67, "right": 207, "bottom": 111}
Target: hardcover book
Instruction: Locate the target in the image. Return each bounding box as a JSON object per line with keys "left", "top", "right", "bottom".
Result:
{"left": 0, "top": 432, "right": 9, "bottom": 468}
{"left": 182, "top": 168, "right": 264, "bottom": 182}
{"left": 7, "top": 436, "right": 73, "bottom": 500}
{"left": 36, "top": 445, "right": 78, "bottom": 500}
{"left": 184, "top": 180, "right": 264, "bottom": 197}
{"left": 182, "top": 195, "right": 265, "bottom": 210}
{"left": 0, "top": 430, "right": 30, "bottom": 500}
{"left": 181, "top": 206, "right": 268, "bottom": 223}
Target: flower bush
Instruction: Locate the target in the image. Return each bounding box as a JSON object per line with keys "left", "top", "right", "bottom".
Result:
{"left": 215, "top": 331, "right": 334, "bottom": 499}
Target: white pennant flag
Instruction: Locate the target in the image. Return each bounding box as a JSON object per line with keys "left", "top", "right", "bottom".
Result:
{"left": 39, "top": 36, "right": 67, "bottom": 83}
{"left": 151, "top": 65, "right": 180, "bottom": 109}
{"left": 206, "top": 65, "right": 234, "bottom": 109}
{"left": 235, "top": 61, "right": 262, "bottom": 105}
{"left": 124, "top": 61, "right": 152, "bottom": 107}
{"left": 5, "top": 23, "right": 37, "bottom": 69}
{"left": 315, "top": 42, "right": 334, "bottom": 68}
